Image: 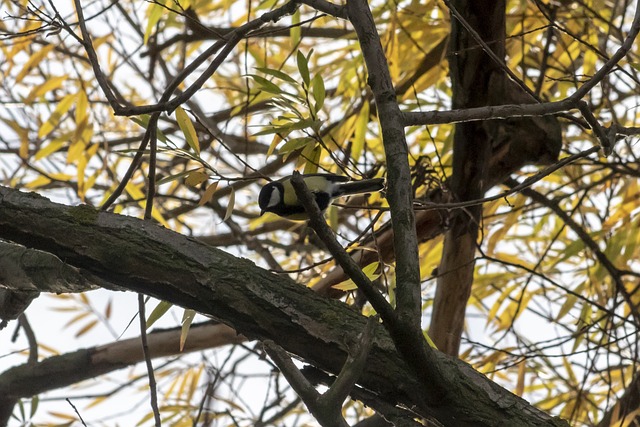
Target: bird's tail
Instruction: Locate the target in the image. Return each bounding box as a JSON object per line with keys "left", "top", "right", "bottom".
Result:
{"left": 336, "top": 178, "right": 385, "bottom": 197}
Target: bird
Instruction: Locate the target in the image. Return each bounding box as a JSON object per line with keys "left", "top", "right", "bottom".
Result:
{"left": 258, "top": 173, "right": 385, "bottom": 220}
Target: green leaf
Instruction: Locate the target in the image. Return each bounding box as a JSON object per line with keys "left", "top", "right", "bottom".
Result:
{"left": 297, "top": 50, "right": 310, "bottom": 86}
{"left": 30, "top": 395, "right": 39, "bottom": 417}
{"left": 303, "top": 145, "right": 321, "bottom": 174}
{"left": 175, "top": 106, "right": 200, "bottom": 155}
{"left": 278, "top": 137, "right": 314, "bottom": 154}
{"left": 130, "top": 115, "right": 168, "bottom": 143}
{"left": 290, "top": 9, "right": 301, "bottom": 47}
{"left": 146, "top": 300, "right": 172, "bottom": 329}
{"left": 254, "top": 67, "right": 297, "bottom": 84}
{"left": 249, "top": 74, "right": 284, "bottom": 94}
{"left": 185, "top": 170, "right": 208, "bottom": 186}
{"left": 156, "top": 168, "right": 201, "bottom": 185}
{"left": 311, "top": 74, "right": 326, "bottom": 114}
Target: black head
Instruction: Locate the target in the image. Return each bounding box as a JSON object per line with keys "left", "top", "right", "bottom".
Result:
{"left": 258, "top": 182, "right": 282, "bottom": 215}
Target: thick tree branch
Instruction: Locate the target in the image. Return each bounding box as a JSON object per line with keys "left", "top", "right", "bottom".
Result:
{"left": 347, "top": 0, "right": 421, "bottom": 333}
{"left": 0, "top": 186, "right": 567, "bottom": 427}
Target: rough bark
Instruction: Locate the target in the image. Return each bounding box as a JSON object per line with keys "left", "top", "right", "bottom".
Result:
{"left": 0, "top": 186, "right": 567, "bottom": 427}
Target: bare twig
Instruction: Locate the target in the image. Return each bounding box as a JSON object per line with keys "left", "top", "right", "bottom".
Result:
{"left": 66, "top": 398, "right": 88, "bottom": 427}
{"left": 263, "top": 317, "right": 376, "bottom": 427}
{"left": 263, "top": 340, "right": 349, "bottom": 427}
{"left": 569, "top": 0, "right": 640, "bottom": 101}
{"left": 137, "top": 294, "right": 161, "bottom": 427}
{"left": 505, "top": 178, "right": 640, "bottom": 326}
{"left": 100, "top": 113, "right": 159, "bottom": 211}
{"left": 415, "top": 146, "right": 600, "bottom": 211}
{"left": 144, "top": 123, "right": 158, "bottom": 220}
{"left": 71, "top": 0, "right": 122, "bottom": 111}
{"left": 17, "top": 314, "right": 37, "bottom": 364}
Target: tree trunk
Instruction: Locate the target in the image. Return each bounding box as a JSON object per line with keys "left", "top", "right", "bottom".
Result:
{"left": 429, "top": 0, "right": 505, "bottom": 356}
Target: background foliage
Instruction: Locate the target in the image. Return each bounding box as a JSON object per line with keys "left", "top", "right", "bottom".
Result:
{"left": 1, "top": 0, "right": 640, "bottom": 425}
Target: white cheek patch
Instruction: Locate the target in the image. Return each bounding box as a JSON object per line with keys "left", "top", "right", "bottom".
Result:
{"left": 267, "top": 187, "right": 281, "bottom": 208}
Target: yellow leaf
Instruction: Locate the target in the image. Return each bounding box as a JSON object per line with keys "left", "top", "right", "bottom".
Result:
{"left": 185, "top": 170, "right": 208, "bottom": 186}
{"left": 75, "top": 90, "right": 89, "bottom": 126}
{"left": 144, "top": 0, "right": 166, "bottom": 45}
{"left": 146, "top": 300, "right": 172, "bottom": 329}
{"left": 224, "top": 188, "right": 235, "bottom": 221}
{"left": 38, "top": 93, "right": 76, "bottom": 138}
{"left": 333, "top": 262, "right": 380, "bottom": 291}
{"left": 423, "top": 329, "right": 438, "bottom": 349}
{"left": 25, "top": 175, "right": 52, "bottom": 189}
{"left": 198, "top": 182, "right": 219, "bottom": 206}
{"left": 75, "top": 319, "right": 98, "bottom": 337}
{"left": 180, "top": 309, "right": 196, "bottom": 351}
{"left": 175, "top": 106, "right": 200, "bottom": 155}
{"left": 16, "top": 44, "right": 56, "bottom": 83}
{"left": 24, "top": 76, "right": 68, "bottom": 104}
{"left": 266, "top": 133, "right": 283, "bottom": 157}
{"left": 125, "top": 182, "right": 145, "bottom": 201}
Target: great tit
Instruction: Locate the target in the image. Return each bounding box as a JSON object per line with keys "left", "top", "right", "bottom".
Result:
{"left": 258, "top": 173, "right": 385, "bottom": 220}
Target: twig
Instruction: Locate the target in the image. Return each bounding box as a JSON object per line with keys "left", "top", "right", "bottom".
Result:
{"left": 262, "top": 317, "right": 376, "bottom": 427}
{"left": 569, "top": 0, "right": 640, "bottom": 101}
{"left": 100, "top": 113, "right": 159, "bottom": 211}
{"left": 144, "top": 122, "right": 158, "bottom": 220}
{"left": 114, "top": 0, "right": 301, "bottom": 116}
{"left": 299, "top": 0, "right": 348, "bottom": 19}
{"left": 17, "top": 314, "right": 37, "bottom": 364}
{"left": 505, "top": 178, "right": 640, "bottom": 326}
{"left": 322, "top": 316, "right": 377, "bottom": 407}
{"left": 264, "top": 340, "right": 349, "bottom": 427}
{"left": 402, "top": 99, "right": 575, "bottom": 126}
{"left": 138, "top": 294, "right": 162, "bottom": 427}
{"left": 71, "top": 0, "right": 122, "bottom": 112}
{"left": 415, "top": 146, "right": 600, "bottom": 211}
{"left": 66, "top": 398, "right": 88, "bottom": 427}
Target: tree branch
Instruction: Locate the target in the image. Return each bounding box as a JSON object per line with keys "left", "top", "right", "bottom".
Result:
{"left": 346, "top": 0, "right": 421, "bottom": 333}
{"left": 0, "top": 186, "right": 567, "bottom": 426}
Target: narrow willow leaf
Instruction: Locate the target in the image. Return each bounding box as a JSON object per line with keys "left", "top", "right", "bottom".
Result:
{"left": 144, "top": 0, "right": 165, "bottom": 45}
{"left": 254, "top": 67, "right": 297, "bottom": 84}
{"left": 297, "top": 50, "right": 310, "bottom": 86}
{"left": 249, "top": 74, "right": 284, "bottom": 94}
{"left": 312, "top": 74, "right": 325, "bottom": 113}
{"left": 224, "top": 188, "right": 235, "bottom": 221}
{"left": 199, "top": 182, "right": 219, "bottom": 206}
{"left": 38, "top": 93, "right": 76, "bottom": 138}
{"left": 333, "top": 262, "right": 380, "bottom": 291}
{"left": 180, "top": 309, "right": 196, "bottom": 351}
{"left": 175, "top": 106, "right": 200, "bottom": 155}
{"left": 146, "top": 300, "right": 172, "bottom": 329}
